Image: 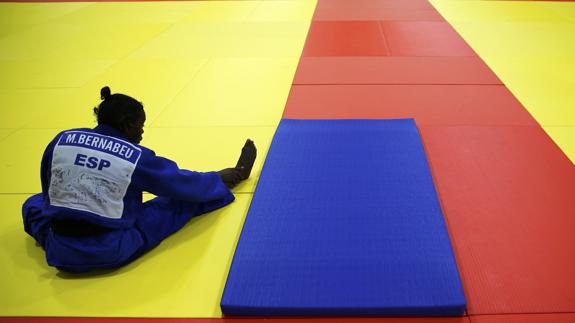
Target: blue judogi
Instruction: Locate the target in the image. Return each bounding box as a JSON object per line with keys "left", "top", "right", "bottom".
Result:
{"left": 22, "top": 124, "right": 234, "bottom": 272}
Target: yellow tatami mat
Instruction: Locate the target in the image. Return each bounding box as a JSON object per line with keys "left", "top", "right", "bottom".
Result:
{"left": 0, "top": 3, "right": 89, "bottom": 24}
{"left": 0, "top": 59, "right": 117, "bottom": 89}
{"left": 129, "top": 21, "right": 310, "bottom": 59}
{"left": 0, "top": 129, "right": 15, "bottom": 142}
{"left": 152, "top": 58, "right": 298, "bottom": 127}
{"left": 23, "top": 58, "right": 210, "bottom": 129}
{"left": 431, "top": 0, "right": 575, "bottom": 162}
{"left": 0, "top": 89, "right": 75, "bottom": 129}
{"left": 0, "top": 128, "right": 61, "bottom": 193}
{"left": 0, "top": 22, "right": 170, "bottom": 60}
{"left": 0, "top": 0, "right": 316, "bottom": 318}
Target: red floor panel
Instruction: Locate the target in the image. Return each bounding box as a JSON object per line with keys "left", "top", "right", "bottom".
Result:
{"left": 283, "top": 85, "right": 536, "bottom": 126}
{"left": 314, "top": 8, "right": 444, "bottom": 22}
{"left": 470, "top": 313, "right": 575, "bottom": 323}
{"left": 293, "top": 57, "right": 502, "bottom": 85}
{"left": 302, "top": 22, "right": 389, "bottom": 57}
{"left": 420, "top": 125, "right": 575, "bottom": 315}
{"left": 0, "top": 319, "right": 471, "bottom": 323}
{"left": 381, "top": 22, "right": 476, "bottom": 57}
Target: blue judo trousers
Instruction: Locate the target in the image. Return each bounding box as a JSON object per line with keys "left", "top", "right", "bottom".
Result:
{"left": 22, "top": 125, "right": 234, "bottom": 273}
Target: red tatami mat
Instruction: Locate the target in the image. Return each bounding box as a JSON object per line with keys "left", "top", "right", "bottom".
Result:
{"left": 381, "top": 22, "right": 476, "bottom": 57}
{"left": 314, "top": 0, "right": 435, "bottom": 11}
{"left": 470, "top": 313, "right": 575, "bottom": 323}
{"left": 314, "top": 8, "right": 443, "bottom": 22}
{"left": 0, "top": 319, "right": 471, "bottom": 323}
{"left": 293, "top": 57, "right": 502, "bottom": 85}
{"left": 420, "top": 125, "right": 575, "bottom": 314}
{"left": 302, "top": 21, "right": 389, "bottom": 57}
{"left": 313, "top": 0, "right": 438, "bottom": 21}
{"left": 283, "top": 85, "right": 536, "bottom": 126}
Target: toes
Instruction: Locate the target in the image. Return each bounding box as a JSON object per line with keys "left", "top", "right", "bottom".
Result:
{"left": 244, "top": 139, "right": 255, "bottom": 148}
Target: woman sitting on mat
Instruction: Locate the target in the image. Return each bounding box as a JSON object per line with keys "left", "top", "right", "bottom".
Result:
{"left": 22, "top": 86, "right": 256, "bottom": 273}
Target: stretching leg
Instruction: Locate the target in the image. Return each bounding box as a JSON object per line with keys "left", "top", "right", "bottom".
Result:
{"left": 127, "top": 194, "right": 235, "bottom": 261}
{"left": 22, "top": 193, "right": 51, "bottom": 248}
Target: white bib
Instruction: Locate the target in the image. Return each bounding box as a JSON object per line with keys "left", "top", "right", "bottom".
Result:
{"left": 48, "top": 131, "right": 142, "bottom": 219}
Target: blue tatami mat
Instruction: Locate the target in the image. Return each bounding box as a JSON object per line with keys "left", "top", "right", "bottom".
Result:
{"left": 221, "top": 119, "right": 466, "bottom": 316}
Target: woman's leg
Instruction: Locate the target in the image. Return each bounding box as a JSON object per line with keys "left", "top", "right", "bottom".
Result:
{"left": 22, "top": 193, "right": 51, "bottom": 248}
{"left": 133, "top": 194, "right": 235, "bottom": 255}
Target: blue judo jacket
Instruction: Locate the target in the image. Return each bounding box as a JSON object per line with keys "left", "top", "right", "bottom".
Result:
{"left": 39, "top": 124, "right": 234, "bottom": 229}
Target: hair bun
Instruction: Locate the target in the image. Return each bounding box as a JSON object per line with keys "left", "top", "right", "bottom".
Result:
{"left": 100, "top": 86, "right": 112, "bottom": 100}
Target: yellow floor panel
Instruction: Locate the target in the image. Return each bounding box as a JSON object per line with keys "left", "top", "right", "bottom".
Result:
{"left": 84, "top": 58, "right": 209, "bottom": 127}
{"left": 130, "top": 21, "right": 311, "bottom": 59}
{"left": 0, "top": 129, "right": 16, "bottom": 143}
{"left": 540, "top": 2, "right": 575, "bottom": 24}
{"left": 0, "top": 59, "right": 117, "bottom": 89}
{"left": 0, "top": 3, "right": 89, "bottom": 25}
{"left": 544, "top": 126, "right": 575, "bottom": 164}
{"left": 24, "top": 58, "right": 209, "bottom": 129}
{"left": 152, "top": 58, "right": 297, "bottom": 127}
{"left": 432, "top": 1, "right": 562, "bottom": 24}
{"left": 0, "top": 24, "right": 79, "bottom": 60}
{"left": 0, "top": 193, "right": 252, "bottom": 317}
{"left": 248, "top": 0, "right": 318, "bottom": 22}
{"left": 57, "top": 2, "right": 200, "bottom": 24}
{"left": 431, "top": 0, "right": 575, "bottom": 128}
{"left": 0, "top": 24, "right": 34, "bottom": 39}
{"left": 0, "top": 89, "right": 75, "bottom": 129}
{"left": 50, "top": 23, "right": 171, "bottom": 60}
{"left": 0, "top": 129, "right": 62, "bottom": 193}
{"left": 181, "top": 1, "right": 259, "bottom": 22}
{"left": 0, "top": 22, "right": 170, "bottom": 60}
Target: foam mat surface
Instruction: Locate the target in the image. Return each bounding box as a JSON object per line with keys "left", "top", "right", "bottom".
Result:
{"left": 0, "top": 129, "right": 15, "bottom": 142}
{"left": 222, "top": 119, "right": 466, "bottom": 316}
{"left": 421, "top": 125, "right": 575, "bottom": 314}
{"left": 151, "top": 58, "right": 298, "bottom": 127}
{"left": 0, "top": 59, "right": 117, "bottom": 89}
{"left": 0, "top": 127, "right": 273, "bottom": 194}
{"left": 130, "top": 21, "right": 310, "bottom": 59}
{"left": 284, "top": 85, "right": 536, "bottom": 126}
{"left": 0, "top": 89, "right": 75, "bottom": 129}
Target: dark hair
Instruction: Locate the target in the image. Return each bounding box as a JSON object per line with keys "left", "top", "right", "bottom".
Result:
{"left": 93, "top": 86, "right": 144, "bottom": 130}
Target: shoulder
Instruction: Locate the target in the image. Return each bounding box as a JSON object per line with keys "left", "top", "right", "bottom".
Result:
{"left": 133, "top": 144, "right": 158, "bottom": 164}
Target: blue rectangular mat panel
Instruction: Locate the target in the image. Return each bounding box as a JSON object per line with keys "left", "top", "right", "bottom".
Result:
{"left": 221, "top": 119, "right": 466, "bottom": 316}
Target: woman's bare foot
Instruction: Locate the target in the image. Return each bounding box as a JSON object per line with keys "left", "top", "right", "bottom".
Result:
{"left": 236, "top": 139, "right": 257, "bottom": 180}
